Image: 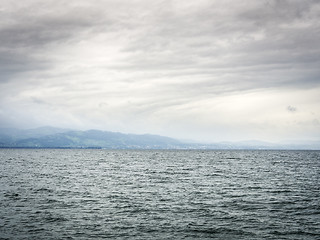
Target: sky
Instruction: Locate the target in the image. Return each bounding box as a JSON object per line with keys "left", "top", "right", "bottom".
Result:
{"left": 0, "top": 0, "right": 320, "bottom": 143}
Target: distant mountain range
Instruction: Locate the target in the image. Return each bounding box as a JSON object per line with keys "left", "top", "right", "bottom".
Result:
{"left": 0, "top": 127, "right": 183, "bottom": 149}
{"left": 0, "top": 127, "right": 319, "bottom": 150}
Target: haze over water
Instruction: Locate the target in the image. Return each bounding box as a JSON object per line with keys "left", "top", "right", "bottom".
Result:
{"left": 1, "top": 149, "right": 319, "bottom": 239}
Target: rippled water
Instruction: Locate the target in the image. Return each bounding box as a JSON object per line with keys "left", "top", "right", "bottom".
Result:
{"left": 0, "top": 149, "right": 319, "bottom": 239}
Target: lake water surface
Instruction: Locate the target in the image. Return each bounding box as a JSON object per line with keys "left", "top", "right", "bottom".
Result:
{"left": 0, "top": 149, "right": 319, "bottom": 239}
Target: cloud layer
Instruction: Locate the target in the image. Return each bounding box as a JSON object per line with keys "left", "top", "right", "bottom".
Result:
{"left": 1, "top": 0, "right": 320, "bottom": 142}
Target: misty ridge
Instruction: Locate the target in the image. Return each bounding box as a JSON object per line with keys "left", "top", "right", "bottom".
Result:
{"left": 0, "top": 126, "right": 319, "bottom": 150}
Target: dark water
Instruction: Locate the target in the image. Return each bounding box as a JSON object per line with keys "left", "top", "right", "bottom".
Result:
{"left": 0, "top": 149, "right": 319, "bottom": 239}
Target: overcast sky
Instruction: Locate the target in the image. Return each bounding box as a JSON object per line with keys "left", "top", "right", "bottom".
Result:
{"left": 0, "top": 0, "right": 319, "bottom": 142}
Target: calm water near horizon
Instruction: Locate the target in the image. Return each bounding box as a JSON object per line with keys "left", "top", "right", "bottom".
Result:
{"left": 0, "top": 149, "right": 319, "bottom": 239}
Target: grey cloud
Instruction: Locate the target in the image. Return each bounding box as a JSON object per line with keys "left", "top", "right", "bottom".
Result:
{"left": 0, "top": 0, "right": 319, "bottom": 141}
{"left": 117, "top": 0, "right": 320, "bottom": 92}
{"left": 0, "top": 0, "right": 120, "bottom": 81}
{"left": 287, "top": 106, "right": 297, "bottom": 112}
{"left": 1, "top": 0, "right": 319, "bottom": 83}
{"left": 239, "top": 0, "right": 314, "bottom": 25}
{"left": 31, "top": 97, "right": 50, "bottom": 105}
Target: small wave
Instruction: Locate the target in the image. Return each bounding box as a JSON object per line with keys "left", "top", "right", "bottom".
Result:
{"left": 269, "top": 230, "right": 320, "bottom": 236}
{"left": 33, "top": 187, "right": 54, "bottom": 193}
{"left": 187, "top": 225, "right": 255, "bottom": 237}
{"left": 27, "top": 227, "right": 46, "bottom": 233}
{"left": 4, "top": 192, "right": 20, "bottom": 200}
{"left": 45, "top": 215, "right": 68, "bottom": 223}
{"left": 43, "top": 198, "right": 60, "bottom": 204}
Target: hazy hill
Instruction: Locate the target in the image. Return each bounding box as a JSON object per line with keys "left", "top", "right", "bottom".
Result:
{"left": 0, "top": 127, "right": 319, "bottom": 150}
{"left": 0, "top": 126, "right": 70, "bottom": 146}
{"left": 0, "top": 127, "right": 183, "bottom": 149}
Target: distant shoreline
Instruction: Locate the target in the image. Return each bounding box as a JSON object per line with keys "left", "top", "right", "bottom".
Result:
{"left": 1, "top": 147, "right": 319, "bottom": 151}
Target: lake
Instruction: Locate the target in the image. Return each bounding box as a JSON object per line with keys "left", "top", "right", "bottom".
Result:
{"left": 0, "top": 149, "right": 319, "bottom": 239}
